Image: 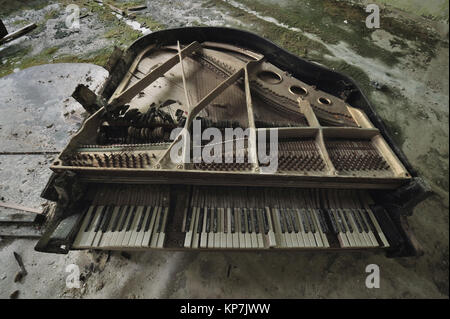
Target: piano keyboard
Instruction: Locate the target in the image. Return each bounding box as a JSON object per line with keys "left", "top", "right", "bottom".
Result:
{"left": 72, "top": 185, "right": 170, "bottom": 250}
{"left": 70, "top": 185, "right": 390, "bottom": 251}
{"left": 181, "top": 187, "right": 389, "bottom": 249}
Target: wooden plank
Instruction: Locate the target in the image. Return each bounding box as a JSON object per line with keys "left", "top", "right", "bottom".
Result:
{"left": 0, "top": 23, "right": 36, "bottom": 45}
{"left": 372, "top": 135, "right": 410, "bottom": 177}
{"left": 0, "top": 202, "right": 42, "bottom": 214}
{"left": 0, "top": 210, "right": 39, "bottom": 223}
{"left": 127, "top": 5, "right": 147, "bottom": 11}
{"left": 297, "top": 98, "right": 320, "bottom": 127}
{"left": 0, "top": 224, "right": 42, "bottom": 238}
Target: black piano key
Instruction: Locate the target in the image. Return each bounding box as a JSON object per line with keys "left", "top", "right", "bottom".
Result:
{"left": 253, "top": 209, "right": 260, "bottom": 234}
{"left": 206, "top": 208, "right": 211, "bottom": 233}
{"left": 136, "top": 207, "right": 148, "bottom": 232}
{"left": 224, "top": 209, "right": 228, "bottom": 234}
{"left": 278, "top": 210, "right": 285, "bottom": 233}
{"left": 317, "top": 209, "right": 329, "bottom": 233}
{"left": 213, "top": 208, "right": 218, "bottom": 233}
{"left": 157, "top": 208, "right": 166, "bottom": 233}
{"left": 262, "top": 209, "right": 269, "bottom": 234}
{"left": 126, "top": 206, "right": 137, "bottom": 231}
{"left": 284, "top": 209, "right": 293, "bottom": 233}
{"left": 362, "top": 209, "right": 377, "bottom": 233}
{"left": 299, "top": 210, "right": 309, "bottom": 233}
{"left": 247, "top": 209, "right": 253, "bottom": 233}
{"left": 351, "top": 210, "right": 363, "bottom": 233}
{"left": 240, "top": 209, "right": 246, "bottom": 234}
{"left": 336, "top": 211, "right": 347, "bottom": 233}
{"left": 119, "top": 206, "right": 130, "bottom": 232}
{"left": 231, "top": 209, "right": 236, "bottom": 233}
{"left": 197, "top": 207, "right": 204, "bottom": 234}
{"left": 305, "top": 209, "right": 316, "bottom": 233}
{"left": 184, "top": 207, "right": 192, "bottom": 232}
{"left": 325, "top": 209, "right": 339, "bottom": 234}
{"left": 356, "top": 209, "right": 369, "bottom": 233}
{"left": 341, "top": 210, "right": 353, "bottom": 233}
{"left": 101, "top": 205, "right": 114, "bottom": 232}
{"left": 289, "top": 210, "right": 299, "bottom": 233}
{"left": 144, "top": 207, "right": 155, "bottom": 232}
{"left": 84, "top": 205, "right": 97, "bottom": 232}
{"left": 94, "top": 206, "right": 106, "bottom": 232}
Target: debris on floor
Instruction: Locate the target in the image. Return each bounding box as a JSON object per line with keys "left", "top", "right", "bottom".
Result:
{"left": 0, "top": 19, "right": 37, "bottom": 45}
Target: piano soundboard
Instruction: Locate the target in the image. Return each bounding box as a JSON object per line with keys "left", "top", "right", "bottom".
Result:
{"left": 35, "top": 28, "right": 428, "bottom": 257}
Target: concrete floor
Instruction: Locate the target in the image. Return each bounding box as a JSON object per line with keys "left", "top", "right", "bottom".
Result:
{"left": 0, "top": 0, "right": 448, "bottom": 298}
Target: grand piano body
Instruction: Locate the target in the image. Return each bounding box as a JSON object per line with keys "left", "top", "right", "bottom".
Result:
{"left": 36, "top": 28, "right": 429, "bottom": 257}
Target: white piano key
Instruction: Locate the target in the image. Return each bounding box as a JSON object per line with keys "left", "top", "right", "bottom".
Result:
{"left": 183, "top": 207, "right": 195, "bottom": 248}
{"left": 73, "top": 205, "right": 95, "bottom": 248}
{"left": 311, "top": 209, "right": 329, "bottom": 248}
{"left": 299, "top": 209, "right": 316, "bottom": 247}
{"left": 84, "top": 206, "right": 105, "bottom": 248}
{"left": 264, "top": 207, "right": 277, "bottom": 248}
{"left": 156, "top": 207, "right": 169, "bottom": 248}
{"left": 200, "top": 207, "right": 208, "bottom": 248}
{"left": 329, "top": 209, "right": 350, "bottom": 248}
{"left": 150, "top": 206, "right": 162, "bottom": 248}
{"left": 306, "top": 209, "right": 322, "bottom": 248}
{"left": 238, "top": 208, "right": 246, "bottom": 248}
{"left": 142, "top": 206, "right": 158, "bottom": 247}
{"left": 220, "top": 208, "right": 227, "bottom": 248}
{"left": 357, "top": 209, "right": 378, "bottom": 246}
{"left": 337, "top": 210, "right": 355, "bottom": 247}
{"left": 343, "top": 209, "right": 363, "bottom": 247}
{"left": 344, "top": 209, "right": 363, "bottom": 247}
{"left": 113, "top": 206, "right": 132, "bottom": 247}
{"left": 254, "top": 209, "right": 264, "bottom": 248}
{"left": 232, "top": 208, "right": 240, "bottom": 248}
{"left": 280, "top": 210, "right": 292, "bottom": 248}
{"left": 350, "top": 210, "right": 371, "bottom": 247}
{"left": 99, "top": 206, "right": 120, "bottom": 248}
{"left": 133, "top": 206, "right": 151, "bottom": 247}
{"left": 109, "top": 206, "right": 127, "bottom": 247}
{"left": 128, "top": 206, "right": 144, "bottom": 246}
{"left": 122, "top": 206, "right": 138, "bottom": 246}
{"left": 271, "top": 208, "right": 285, "bottom": 248}
{"left": 243, "top": 209, "right": 252, "bottom": 249}
{"left": 315, "top": 209, "right": 330, "bottom": 248}
{"left": 226, "top": 208, "right": 233, "bottom": 248}
{"left": 191, "top": 207, "right": 200, "bottom": 249}
{"left": 213, "top": 208, "right": 220, "bottom": 248}
{"left": 283, "top": 209, "right": 298, "bottom": 248}
{"left": 286, "top": 211, "right": 300, "bottom": 248}
{"left": 207, "top": 208, "right": 215, "bottom": 248}
{"left": 366, "top": 208, "right": 390, "bottom": 247}
{"left": 293, "top": 209, "right": 308, "bottom": 247}
{"left": 290, "top": 209, "right": 305, "bottom": 248}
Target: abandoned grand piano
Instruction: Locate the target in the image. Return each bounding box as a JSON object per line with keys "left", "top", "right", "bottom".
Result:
{"left": 36, "top": 27, "right": 429, "bottom": 257}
